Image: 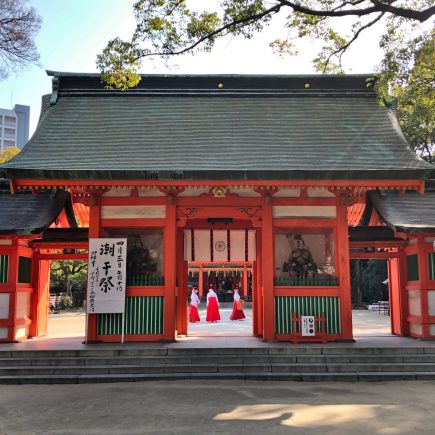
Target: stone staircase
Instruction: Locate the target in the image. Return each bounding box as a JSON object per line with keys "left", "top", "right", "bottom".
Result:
{"left": 1, "top": 347, "right": 435, "bottom": 384}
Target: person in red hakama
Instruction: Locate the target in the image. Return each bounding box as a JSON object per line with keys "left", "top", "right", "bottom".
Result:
{"left": 230, "top": 288, "right": 246, "bottom": 321}
{"left": 206, "top": 288, "right": 221, "bottom": 322}
{"left": 189, "top": 288, "right": 200, "bottom": 323}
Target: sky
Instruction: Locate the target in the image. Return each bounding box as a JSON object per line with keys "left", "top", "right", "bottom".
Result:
{"left": 0, "top": 0, "right": 386, "bottom": 136}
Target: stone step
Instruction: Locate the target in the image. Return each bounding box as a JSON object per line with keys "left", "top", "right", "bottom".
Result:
{"left": 1, "top": 347, "right": 435, "bottom": 359}
{"left": 2, "top": 353, "right": 435, "bottom": 367}
{"left": 1, "top": 370, "right": 435, "bottom": 384}
{"left": 2, "top": 361, "right": 435, "bottom": 377}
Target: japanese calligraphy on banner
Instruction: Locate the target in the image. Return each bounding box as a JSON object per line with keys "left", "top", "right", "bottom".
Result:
{"left": 87, "top": 238, "right": 127, "bottom": 314}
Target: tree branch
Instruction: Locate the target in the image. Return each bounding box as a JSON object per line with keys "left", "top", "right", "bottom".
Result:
{"left": 277, "top": 0, "right": 434, "bottom": 22}
{"left": 322, "top": 12, "right": 385, "bottom": 72}
{"left": 370, "top": 0, "right": 435, "bottom": 22}
{"left": 134, "top": 3, "right": 283, "bottom": 59}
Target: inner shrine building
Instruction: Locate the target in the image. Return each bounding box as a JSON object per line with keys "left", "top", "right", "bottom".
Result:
{"left": 0, "top": 72, "right": 434, "bottom": 343}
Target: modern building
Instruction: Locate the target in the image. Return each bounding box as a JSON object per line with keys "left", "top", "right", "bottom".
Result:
{"left": 0, "top": 72, "right": 434, "bottom": 344}
{"left": 0, "top": 105, "right": 30, "bottom": 153}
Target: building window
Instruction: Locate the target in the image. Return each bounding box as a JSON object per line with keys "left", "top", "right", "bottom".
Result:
{"left": 18, "top": 256, "right": 32, "bottom": 284}
{"left": 428, "top": 253, "right": 435, "bottom": 281}
{"left": 4, "top": 116, "right": 16, "bottom": 126}
{"left": 0, "top": 255, "right": 8, "bottom": 283}
{"left": 407, "top": 254, "right": 419, "bottom": 281}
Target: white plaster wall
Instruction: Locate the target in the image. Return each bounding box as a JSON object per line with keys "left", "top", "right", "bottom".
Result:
{"left": 102, "top": 188, "right": 131, "bottom": 197}
{"left": 273, "top": 188, "right": 300, "bottom": 198}
{"left": 178, "top": 187, "right": 209, "bottom": 197}
{"left": 272, "top": 206, "right": 336, "bottom": 218}
{"left": 307, "top": 188, "right": 335, "bottom": 197}
{"left": 15, "top": 292, "right": 30, "bottom": 319}
{"left": 101, "top": 206, "right": 166, "bottom": 219}
{"left": 0, "top": 327, "right": 8, "bottom": 339}
{"left": 410, "top": 323, "right": 422, "bottom": 336}
{"left": 429, "top": 324, "right": 435, "bottom": 336}
{"left": 14, "top": 326, "right": 28, "bottom": 339}
{"left": 408, "top": 290, "right": 421, "bottom": 316}
{"left": 428, "top": 290, "right": 435, "bottom": 316}
{"left": 0, "top": 293, "right": 9, "bottom": 319}
{"left": 138, "top": 188, "right": 164, "bottom": 197}
{"left": 229, "top": 187, "right": 260, "bottom": 197}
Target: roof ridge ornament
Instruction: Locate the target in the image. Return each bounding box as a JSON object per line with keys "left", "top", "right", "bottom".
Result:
{"left": 50, "top": 73, "right": 60, "bottom": 106}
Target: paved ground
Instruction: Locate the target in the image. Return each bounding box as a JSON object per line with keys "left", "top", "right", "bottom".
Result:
{"left": 1, "top": 380, "right": 435, "bottom": 434}
{"left": 46, "top": 308, "right": 391, "bottom": 338}
{"left": 1, "top": 308, "right": 431, "bottom": 351}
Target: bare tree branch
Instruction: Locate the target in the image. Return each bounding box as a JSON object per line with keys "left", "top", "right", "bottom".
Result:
{"left": 322, "top": 12, "right": 385, "bottom": 72}
{"left": 0, "top": 0, "right": 41, "bottom": 79}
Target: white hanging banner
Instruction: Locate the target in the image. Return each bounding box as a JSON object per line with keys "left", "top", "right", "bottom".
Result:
{"left": 193, "top": 230, "right": 210, "bottom": 261}
{"left": 184, "top": 229, "right": 256, "bottom": 261}
{"left": 213, "top": 230, "right": 228, "bottom": 261}
{"left": 87, "top": 238, "right": 127, "bottom": 314}
{"left": 184, "top": 229, "right": 192, "bottom": 261}
{"left": 248, "top": 230, "right": 256, "bottom": 261}
{"left": 230, "top": 230, "right": 245, "bottom": 261}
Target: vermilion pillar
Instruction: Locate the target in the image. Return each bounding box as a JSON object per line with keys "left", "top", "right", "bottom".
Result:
{"left": 243, "top": 263, "right": 248, "bottom": 299}
{"left": 417, "top": 239, "right": 431, "bottom": 338}
{"left": 198, "top": 265, "right": 204, "bottom": 300}
{"left": 337, "top": 203, "right": 353, "bottom": 340}
{"left": 29, "top": 257, "right": 50, "bottom": 338}
{"left": 388, "top": 250, "right": 408, "bottom": 336}
{"left": 0, "top": 242, "right": 18, "bottom": 342}
{"left": 262, "top": 194, "right": 275, "bottom": 340}
{"left": 163, "top": 195, "right": 177, "bottom": 340}
{"left": 176, "top": 229, "right": 188, "bottom": 335}
{"left": 255, "top": 231, "right": 262, "bottom": 337}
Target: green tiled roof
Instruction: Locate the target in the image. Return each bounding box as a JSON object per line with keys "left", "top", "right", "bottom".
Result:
{"left": 1, "top": 72, "right": 433, "bottom": 180}
{"left": 369, "top": 189, "right": 435, "bottom": 233}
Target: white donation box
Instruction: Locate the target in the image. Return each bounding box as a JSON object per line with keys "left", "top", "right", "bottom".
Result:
{"left": 301, "top": 316, "right": 316, "bottom": 337}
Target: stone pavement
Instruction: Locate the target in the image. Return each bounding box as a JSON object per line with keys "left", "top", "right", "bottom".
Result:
{"left": 1, "top": 380, "right": 435, "bottom": 434}
{"left": 0, "top": 308, "right": 434, "bottom": 351}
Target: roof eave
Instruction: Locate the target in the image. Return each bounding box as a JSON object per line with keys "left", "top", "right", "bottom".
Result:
{"left": 1, "top": 168, "right": 434, "bottom": 182}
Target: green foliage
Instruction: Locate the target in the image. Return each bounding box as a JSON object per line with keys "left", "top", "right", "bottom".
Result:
{"left": 376, "top": 32, "right": 434, "bottom": 163}
{"left": 0, "top": 146, "right": 20, "bottom": 164}
{"left": 351, "top": 259, "right": 388, "bottom": 305}
{"left": 97, "top": 1, "right": 434, "bottom": 161}
{"left": 96, "top": 38, "right": 143, "bottom": 90}
{"left": 50, "top": 260, "right": 87, "bottom": 296}
{"left": 362, "top": 260, "right": 388, "bottom": 303}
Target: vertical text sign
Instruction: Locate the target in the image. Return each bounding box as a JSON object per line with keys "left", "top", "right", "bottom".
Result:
{"left": 87, "top": 238, "right": 127, "bottom": 313}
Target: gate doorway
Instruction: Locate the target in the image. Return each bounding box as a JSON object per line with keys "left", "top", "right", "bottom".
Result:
{"left": 186, "top": 261, "right": 254, "bottom": 337}
{"left": 350, "top": 259, "right": 391, "bottom": 337}
{"left": 175, "top": 221, "right": 261, "bottom": 339}
{"left": 46, "top": 259, "right": 87, "bottom": 339}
